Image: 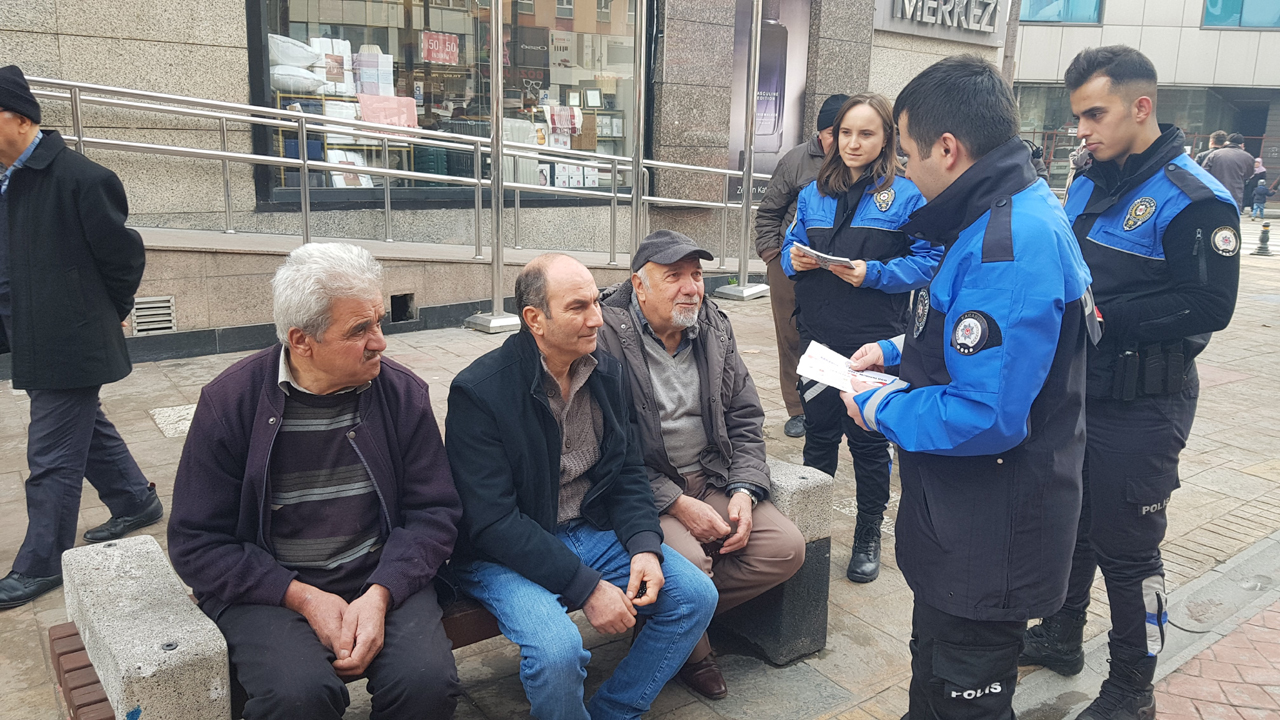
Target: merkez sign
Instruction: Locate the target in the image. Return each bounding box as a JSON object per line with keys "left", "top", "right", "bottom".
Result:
{"left": 873, "top": 0, "right": 1010, "bottom": 48}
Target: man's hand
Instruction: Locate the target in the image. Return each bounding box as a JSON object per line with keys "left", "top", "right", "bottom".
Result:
{"left": 790, "top": 244, "right": 820, "bottom": 272}
{"left": 670, "top": 495, "right": 732, "bottom": 544}
{"left": 332, "top": 584, "right": 390, "bottom": 677}
{"left": 840, "top": 389, "right": 874, "bottom": 431}
{"left": 830, "top": 260, "right": 867, "bottom": 287}
{"left": 849, "top": 342, "right": 885, "bottom": 373}
{"left": 283, "top": 580, "right": 349, "bottom": 654}
{"left": 626, "top": 552, "right": 665, "bottom": 607}
{"left": 583, "top": 579, "right": 636, "bottom": 634}
{"left": 720, "top": 492, "right": 754, "bottom": 554}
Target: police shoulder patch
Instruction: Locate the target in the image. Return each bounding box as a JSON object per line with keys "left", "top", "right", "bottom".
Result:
{"left": 873, "top": 188, "right": 895, "bottom": 212}
{"left": 950, "top": 311, "right": 1003, "bottom": 356}
{"left": 1123, "top": 197, "right": 1158, "bottom": 231}
{"left": 1210, "top": 226, "right": 1240, "bottom": 257}
{"left": 913, "top": 289, "right": 931, "bottom": 338}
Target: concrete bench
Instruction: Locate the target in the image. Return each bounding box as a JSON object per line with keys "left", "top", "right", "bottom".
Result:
{"left": 54, "top": 460, "right": 832, "bottom": 717}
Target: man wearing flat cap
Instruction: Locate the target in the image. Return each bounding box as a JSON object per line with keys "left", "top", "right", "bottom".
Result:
{"left": 598, "top": 231, "right": 805, "bottom": 700}
{"left": 0, "top": 65, "right": 158, "bottom": 610}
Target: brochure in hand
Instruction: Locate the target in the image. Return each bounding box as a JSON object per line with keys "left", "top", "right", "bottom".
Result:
{"left": 796, "top": 341, "right": 896, "bottom": 395}
{"left": 794, "top": 243, "right": 858, "bottom": 270}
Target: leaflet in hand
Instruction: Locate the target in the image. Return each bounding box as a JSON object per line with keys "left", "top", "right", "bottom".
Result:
{"left": 794, "top": 243, "right": 858, "bottom": 269}
{"left": 796, "top": 342, "right": 896, "bottom": 394}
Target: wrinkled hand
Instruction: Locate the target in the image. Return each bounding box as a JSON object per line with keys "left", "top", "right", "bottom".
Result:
{"left": 830, "top": 260, "right": 867, "bottom": 287}
{"left": 849, "top": 342, "right": 885, "bottom": 373}
{"left": 627, "top": 552, "right": 665, "bottom": 607}
{"left": 671, "top": 495, "right": 732, "bottom": 544}
{"left": 720, "top": 492, "right": 754, "bottom": 554}
{"left": 583, "top": 579, "right": 636, "bottom": 634}
{"left": 332, "top": 584, "right": 390, "bottom": 677}
{"left": 790, "top": 245, "right": 820, "bottom": 271}
{"left": 283, "top": 580, "right": 349, "bottom": 655}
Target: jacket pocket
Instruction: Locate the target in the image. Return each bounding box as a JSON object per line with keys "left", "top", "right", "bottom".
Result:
{"left": 931, "top": 639, "right": 1020, "bottom": 719}
{"left": 1124, "top": 470, "right": 1179, "bottom": 516}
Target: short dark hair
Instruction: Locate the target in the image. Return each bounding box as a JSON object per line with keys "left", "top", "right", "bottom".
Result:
{"left": 892, "top": 55, "right": 1018, "bottom": 161}
{"left": 514, "top": 253, "right": 570, "bottom": 332}
{"left": 1211, "top": 130, "right": 1228, "bottom": 146}
{"left": 1064, "top": 45, "right": 1157, "bottom": 95}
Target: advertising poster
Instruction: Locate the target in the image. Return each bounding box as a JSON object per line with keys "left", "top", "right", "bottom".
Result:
{"left": 727, "top": 0, "right": 812, "bottom": 202}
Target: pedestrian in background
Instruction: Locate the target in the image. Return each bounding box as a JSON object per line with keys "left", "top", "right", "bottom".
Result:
{"left": 1252, "top": 179, "right": 1275, "bottom": 221}
{"left": 1244, "top": 156, "right": 1267, "bottom": 214}
{"left": 782, "top": 93, "right": 941, "bottom": 585}
{"left": 0, "top": 65, "right": 160, "bottom": 610}
{"left": 754, "top": 93, "right": 848, "bottom": 439}
{"left": 1203, "top": 132, "right": 1255, "bottom": 210}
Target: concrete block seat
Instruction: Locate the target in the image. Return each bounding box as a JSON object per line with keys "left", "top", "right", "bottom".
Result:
{"left": 53, "top": 461, "right": 832, "bottom": 718}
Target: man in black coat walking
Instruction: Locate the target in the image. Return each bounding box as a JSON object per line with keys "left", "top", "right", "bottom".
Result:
{"left": 0, "top": 65, "right": 161, "bottom": 610}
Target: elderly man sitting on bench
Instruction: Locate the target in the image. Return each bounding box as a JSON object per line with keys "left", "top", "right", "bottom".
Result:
{"left": 168, "top": 243, "right": 463, "bottom": 720}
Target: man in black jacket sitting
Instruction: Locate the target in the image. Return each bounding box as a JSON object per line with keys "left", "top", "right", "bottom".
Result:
{"left": 446, "top": 253, "right": 717, "bottom": 720}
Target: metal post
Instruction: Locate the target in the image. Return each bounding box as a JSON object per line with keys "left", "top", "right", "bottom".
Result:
{"left": 298, "top": 116, "right": 312, "bottom": 244}
{"left": 220, "top": 117, "right": 235, "bottom": 234}
{"left": 466, "top": 0, "right": 520, "bottom": 333}
{"left": 714, "top": 0, "right": 769, "bottom": 301}
{"left": 629, "top": 0, "right": 649, "bottom": 259}
{"left": 382, "top": 137, "right": 394, "bottom": 242}
{"left": 718, "top": 174, "right": 729, "bottom": 269}
{"left": 70, "top": 87, "right": 84, "bottom": 154}
{"left": 513, "top": 188, "right": 522, "bottom": 249}
{"left": 642, "top": 166, "right": 651, "bottom": 239}
{"left": 1255, "top": 221, "right": 1273, "bottom": 256}
{"left": 609, "top": 158, "right": 619, "bottom": 266}
{"left": 473, "top": 140, "right": 484, "bottom": 259}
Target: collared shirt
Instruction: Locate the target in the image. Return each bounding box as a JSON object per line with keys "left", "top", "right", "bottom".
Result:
{"left": 1, "top": 130, "right": 42, "bottom": 196}
{"left": 630, "top": 290, "right": 699, "bottom": 356}
{"left": 541, "top": 353, "right": 603, "bottom": 524}
{"left": 278, "top": 346, "right": 371, "bottom": 396}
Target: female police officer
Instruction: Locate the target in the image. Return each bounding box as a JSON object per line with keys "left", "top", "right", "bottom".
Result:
{"left": 781, "top": 93, "right": 942, "bottom": 585}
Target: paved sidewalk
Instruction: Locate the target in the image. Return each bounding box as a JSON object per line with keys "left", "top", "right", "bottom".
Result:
{"left": 1155, "top": 599, "right": 1280, "bottom": 720}
{"left": 1, "top": 219, "right": 1279, "bottom": 719}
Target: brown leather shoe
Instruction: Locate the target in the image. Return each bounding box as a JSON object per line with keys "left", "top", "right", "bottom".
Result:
{"left": 678, "top": 654, "right": 728, "bottom": 700}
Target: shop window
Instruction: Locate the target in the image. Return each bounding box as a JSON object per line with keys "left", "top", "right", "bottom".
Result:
{"left": 259, "top": 0, "right": 637, "bottom": 205}
{"left": 557, "top": 0, "right": 574, "bottom": 19}
{"left": 1020, "top": 0, "right": 1102, "bottom": 23}
{"left": 1204, "top": 0, "right": 1280, "bottom": 27}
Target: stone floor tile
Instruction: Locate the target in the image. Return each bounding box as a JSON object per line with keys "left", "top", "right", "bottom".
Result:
{"left": 1205, "top": 659, "right": 1247, "bottom": 683}
{"left": 1221, "top": 680, "right": 1280, "bottom": 709}
{"left": 801, "top": 606, "right": 912, "bottom": 702}
{"left": 0, "top": 686, "right": 62, "bottom": 720}
{"left": 853, "top": 683, "right": 909, "bottom": 720}
{"left": 1197, "top": 699, "right": 1248, "bottom": 720}
{"left": 1254, "top": 641, "right": 1280, "bottom": 664}
{"left": 1242, "top": 627, "right": 1280, "bottom": 645}
{"left": 1223, "top": 630, "right": 1259, "bottom": 648}
{"left": 0, "top": 625, "right": 52, "bottom": 696}
{"left": 1159, "top": 690, "right": 1206, "bottom": 716}
{"left": 1236, "top": 708, "right": 1280, "bottom": 720}
{"left": 1216, "top": 645, "right": 1275, "bottom": 669}
{"left": 1239, "top": 665, "right": 1280, "bottom": 686}
{"left": 1167, "top": 674, "right": 1230, "bottom": 703}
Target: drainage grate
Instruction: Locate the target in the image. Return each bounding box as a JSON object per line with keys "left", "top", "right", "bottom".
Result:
{"left": 131, "top": 296, "right": 176, "bottom": 336}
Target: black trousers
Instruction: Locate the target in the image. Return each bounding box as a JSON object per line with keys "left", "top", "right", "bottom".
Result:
{"left": 12, "top": 385, "right": 152, "bottom": 577}
{"left": 799, "top": 377, "right": 891, "bottom": 516}
{"left": 218, "top": 584, "right": 462, "bottom": 720}
{"left": 1062, "top": 388, "right": 1195, "bottom": 658}
{"left": 908, "top": 600, "right": 1026, "bottom": 720}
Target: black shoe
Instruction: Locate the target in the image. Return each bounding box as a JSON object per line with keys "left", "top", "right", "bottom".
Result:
{"left": 1019, "top": 607, "right": 1087, "bottom": 675}
{"left": 83, "top": 484, "right": 163, "bottom": 544}
{"left": 846, "top": 512, "right": 883, "bottom": 583}
{"left": 784, "top": 415, "right": 806, "bottom": 438}
{"left": 0, "top": 571, "right": 63, "bottom": 610}
{"left": 1077, "top": 647, "right": 1157, "bottom": 720}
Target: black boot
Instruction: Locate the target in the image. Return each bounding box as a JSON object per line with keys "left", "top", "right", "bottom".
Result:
{"left": 1077, "top": 644, "right": 1157, "bottom": 720}
{"left": 846, "top": 512, "right": 882, "bottom": 583}
{"left": 1019, "top": 606, "right": 1087, "bottom": 675}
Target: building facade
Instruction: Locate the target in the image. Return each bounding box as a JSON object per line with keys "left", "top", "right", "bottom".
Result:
{"left": 1014, "top": 0, "right": 1280, "bottom": 188}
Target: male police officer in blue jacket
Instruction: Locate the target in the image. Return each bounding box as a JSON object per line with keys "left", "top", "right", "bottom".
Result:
{"left": 842, "top": 56, "right": 1094, "bottom": 720}
{"left": 1019, "top": 47, "right": 1239, "bottom": 720}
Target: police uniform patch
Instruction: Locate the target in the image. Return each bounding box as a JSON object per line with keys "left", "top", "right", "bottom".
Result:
{"left": 950, "top": 311, "right": 1003, "bottom": 355}
{"left": 913, "top": 290, "right": 930, "bottom": 338}
{"left": 1211, "top": 226, "right": 1240, "bottom": 257}
{"left": 1123, "top": 197, "right": 1157, "bottom": 231}
{"left": 873, "top": 188, "right": 895, "bottom": 212}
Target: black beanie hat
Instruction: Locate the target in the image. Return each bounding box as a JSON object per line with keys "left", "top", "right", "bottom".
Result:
{"left": 0, "top": 66, "right": 41, "bottom": 124}
{"left": 817, "top": 94, "right": 849, "bottom": 131}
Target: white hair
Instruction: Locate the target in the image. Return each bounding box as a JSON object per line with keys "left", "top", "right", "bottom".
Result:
{"left": 272, "top": 243, "right": 384, "bottom": 342}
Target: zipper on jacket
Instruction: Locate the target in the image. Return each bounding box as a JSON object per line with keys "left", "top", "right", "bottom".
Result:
{"left": 1194, "top": 228, "right": 1208, "bottom": 285}
{"left": 258, "top": 419, "right": 283, "bottom": 552}
{"left": 348, "top": 429, "right": 394, "bottom": 538}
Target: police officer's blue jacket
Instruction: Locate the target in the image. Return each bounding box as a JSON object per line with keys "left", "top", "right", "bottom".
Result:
{"left": 851, "top": 137, "right": 1094, "bottom": 622}
{"left": 1064, "top": 124, "right": 1239, "bottom": 397}
{"left": 782, "top": 174, "right": 942, "bottom": 352}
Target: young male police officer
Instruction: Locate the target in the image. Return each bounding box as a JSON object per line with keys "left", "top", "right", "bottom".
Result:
{"left": 1019, "top": 46, "right": 1239, "bottom": 720}
{"left": 842, "top": 55, "right": 1094, "bottom": 720}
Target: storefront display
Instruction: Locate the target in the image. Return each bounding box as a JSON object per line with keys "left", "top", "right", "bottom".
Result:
{"left": 260, "top": 0, "right": 637, "bottom": 199}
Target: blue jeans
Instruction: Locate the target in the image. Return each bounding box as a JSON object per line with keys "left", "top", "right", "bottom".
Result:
{"left": 454, "top": 521, "right": 717, "bottom": 720}
{"left": 1253, "top": 201, "right": 1266, "bottom": 218}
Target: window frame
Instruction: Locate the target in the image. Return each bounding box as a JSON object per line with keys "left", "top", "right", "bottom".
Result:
{"left": 597, "top": 0, "right": 611, "bottom": 23}
{"left": 556, "top": 0, "right": 575, "bottom": 19}
{"left": 1017, "top": 0, "right": 1105, "bottom": 26}
{"left": 1201, "top": 0, "right": 1280, "bottom": 30}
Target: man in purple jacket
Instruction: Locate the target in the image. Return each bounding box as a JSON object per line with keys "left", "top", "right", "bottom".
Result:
{"left": 168, "top": 243, "right": 463, "bottom": 720}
